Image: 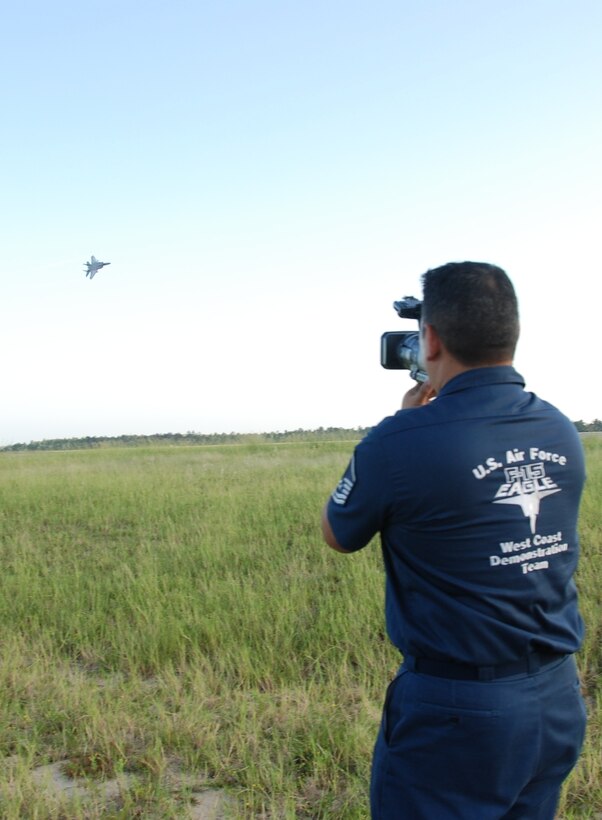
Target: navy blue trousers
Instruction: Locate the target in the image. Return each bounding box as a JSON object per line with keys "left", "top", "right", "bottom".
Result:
{"left": 370, "top": 654, "right": 586, "bottom": 819}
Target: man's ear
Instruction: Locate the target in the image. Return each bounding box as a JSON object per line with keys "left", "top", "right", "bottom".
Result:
{"left": 422, "top": 322, "right": 442, "bottom": 361}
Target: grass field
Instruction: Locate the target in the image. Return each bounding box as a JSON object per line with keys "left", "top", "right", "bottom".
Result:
{"left": 0, "top": 435, "right": 600, "bottom": 818}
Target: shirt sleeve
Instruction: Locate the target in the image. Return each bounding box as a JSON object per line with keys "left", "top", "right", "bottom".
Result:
{"left": 326, "top": 434, "right": 390, "bottom": 552}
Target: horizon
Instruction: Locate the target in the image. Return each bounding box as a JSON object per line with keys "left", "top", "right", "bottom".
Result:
{"left": 3, "top": 420, "right": 601, "bottom": 451}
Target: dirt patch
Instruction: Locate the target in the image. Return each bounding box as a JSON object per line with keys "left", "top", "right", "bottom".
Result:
{"left": 6, "top": 757, "right": 236, "bottom": 818}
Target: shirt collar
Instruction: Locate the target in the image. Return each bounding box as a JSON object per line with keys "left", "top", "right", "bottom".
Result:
{"left": 438, "top": 366, "right": 526, "bottom": 398}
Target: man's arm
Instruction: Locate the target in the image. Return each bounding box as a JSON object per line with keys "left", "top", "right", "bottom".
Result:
{"left": 321, "top": 503, "right": 352, "bottom": 553}
{"left": 321, "top": 419, "right": 399, "bottom": 556}
{"left": 322, "top": 383, "right": 433, "bottom": 556}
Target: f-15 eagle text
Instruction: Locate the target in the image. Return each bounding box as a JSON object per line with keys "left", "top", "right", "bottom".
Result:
{"left": 472, "top": 447, "right": 567, "bottom": 479}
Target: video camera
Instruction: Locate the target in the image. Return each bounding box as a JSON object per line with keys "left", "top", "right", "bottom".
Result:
{"left": 380, "top": 296, "right": 428, "bottom": 382}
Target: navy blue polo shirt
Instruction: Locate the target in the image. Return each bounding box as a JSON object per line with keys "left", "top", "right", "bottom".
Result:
{"left": 327, "top": 367, "right": 585, "bottom": 664}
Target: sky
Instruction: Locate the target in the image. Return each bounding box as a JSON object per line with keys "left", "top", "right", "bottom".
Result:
{"left": 1, "top": 0, "right": 600, "bottom": 446}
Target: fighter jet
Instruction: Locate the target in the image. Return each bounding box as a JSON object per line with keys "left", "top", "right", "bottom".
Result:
{"left": 84, "top": 255, "right": 111, "bottom": 279}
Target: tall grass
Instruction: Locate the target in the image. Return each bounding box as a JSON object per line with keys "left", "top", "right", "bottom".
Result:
{"left": 0, "top": 437, "right": 600, "bottom": 817}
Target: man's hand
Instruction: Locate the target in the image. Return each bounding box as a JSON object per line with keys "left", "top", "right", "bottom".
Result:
{"left": 402, "top": 379, "right": 436, "bottom": 409}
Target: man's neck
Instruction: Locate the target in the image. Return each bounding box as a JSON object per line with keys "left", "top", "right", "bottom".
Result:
{"left": 433, "top": 359, "right": 513, "bottom": 394}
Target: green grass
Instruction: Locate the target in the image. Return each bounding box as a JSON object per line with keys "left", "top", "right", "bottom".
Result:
{"left": 0, "top": 437, "right": 600, "bottom": 817}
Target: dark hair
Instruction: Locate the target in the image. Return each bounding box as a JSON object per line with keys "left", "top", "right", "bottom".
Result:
{"left": 421, "top": 261, "right": 519, "bottom": 366}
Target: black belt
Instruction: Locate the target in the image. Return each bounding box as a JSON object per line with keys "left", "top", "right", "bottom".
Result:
{"left": 405, "top": 651, "right": 567, "bottom": 681}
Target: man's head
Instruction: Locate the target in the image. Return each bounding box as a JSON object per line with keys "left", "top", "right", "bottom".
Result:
{"left": 421, "top": 261, "right": 520, "bottom": 367}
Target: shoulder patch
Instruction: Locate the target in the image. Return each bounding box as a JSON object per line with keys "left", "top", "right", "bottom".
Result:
{"left": 331, "top": 455, "right": 357, "bottom": 505}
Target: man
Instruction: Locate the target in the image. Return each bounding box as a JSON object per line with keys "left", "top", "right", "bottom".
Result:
{"left": 322, "top": 262, "right": 587, "bottom": 819}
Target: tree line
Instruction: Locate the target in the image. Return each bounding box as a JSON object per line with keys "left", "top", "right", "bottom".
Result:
{"left": 2, "top": 421, "right": 599, "bottom": 453}
{"left": 0, "top": 427, "right": 373, "bottom": 452}
{"left": 573, "top": 419, "right": 602, "bottom": 432}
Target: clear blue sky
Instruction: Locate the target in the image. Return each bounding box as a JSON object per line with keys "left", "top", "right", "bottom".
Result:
{"left": 2, "top": 0, "right": 600, "bottom": 445}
